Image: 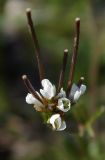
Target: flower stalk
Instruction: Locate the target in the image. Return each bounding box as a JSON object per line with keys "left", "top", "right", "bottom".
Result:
{"left": 58, "top": 49, "right": 68, "bottom": 93}
{"left": 22, "top": 75, "right": 43, "bottom": 103}
{"left": 66, "top": 18, "right": 80, "bottom": 95}
{"left": 26, "top": 8, "right": 44, "bottom": 82}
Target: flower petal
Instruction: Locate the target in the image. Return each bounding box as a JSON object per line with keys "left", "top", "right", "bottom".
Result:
{"left": 80, "top": 84, "right": 86, "bottom": 95}
{"left": 52, "top": 85, "right": 56, "bottom": 97}
{"left": 26, "top": 93, "right": 36, "bottom": 104}
{"left": 40, "top": 79, "right": 56, "bottom": 99}
{"left": 41, "top": 79, "right": 52, "bottom": 91}
{"left": 57, "top": 88, "right": 66, "bottom": 98}
{"left": 69, "top": 84, "right": 79, "bottom": 98}
{"left": 69, "top": 83, "right": 86, "bottom": 102}
{"left": 40, "top": 89, "right": 50, "bottom": 99}
{"left": 57, "top": 120, "right": 66, "bottom": 131}
{"left": 26, "top": 93, "right": 44, "bottom": 107}
{"left": 73, "top": 91, "right": 81, "bottom": 101}
{"left": 49, "top": 114, "right": 66, "bottom": 131}
{"left": 49, "top": 114, "right": 61, "bottom": 130}
{"left": 57, "top": 98, "right": 71, "bottom": 112}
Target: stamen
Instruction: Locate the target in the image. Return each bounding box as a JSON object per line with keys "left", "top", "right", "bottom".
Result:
{"left": 57, "top": 49, "right": 68, "bottom": 93}
{"left": 26, "top": 8, "right": 44, "bottom": 82}
{"left": 77, "top": 77, "right": 84, "bottom": 88}
{"left": 22, "top": 75, "right": 43, "bottom": 103}
{"left": 67, "top": 18, "right": 80, "bottom": 95}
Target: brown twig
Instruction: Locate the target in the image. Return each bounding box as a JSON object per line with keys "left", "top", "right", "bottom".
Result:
{"left": 26, "top": 8, "right": 44, "bottom": 82}
{"left": 57, "top": 49, "right": 68, "bottom": 93}
{"left": 66, "top": 18, "right": 80, "bottom": 95}
{"left": 22, "top": 75, "right": 43, "bottom": 103}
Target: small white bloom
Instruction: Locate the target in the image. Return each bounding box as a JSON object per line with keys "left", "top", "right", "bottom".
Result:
{"left": 69, "top": 83, "right": 86, "bottom": 102}
{"left": 80, "top": 85, "right": 86, "bottom": 95}
{"left": 26, "top": 93, "right": 44, "bottom": 111}
{"left": 49, "top": 114, "right": 66, "bottom": 131}
{"left": 57, "top": 88, "right": 66, "bottom": 98}
{"left": 40, "top": 79, "right": 56, "bottom": 99}
{"left": 73, "top": 91, "right": 81, "bottom": 101}
{"left": 57, "top": 98, "right": 71, "bottom": 112}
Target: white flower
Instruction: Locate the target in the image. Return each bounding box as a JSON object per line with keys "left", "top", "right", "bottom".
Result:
{"left": 57, "top": 98, "right": 71, "bottom": 112}
{"left": 57, "top": 88, "right": 66, "bottom": 98}
{"left": 40, "top": 79, "right": 56, "bottom": 100}
{"left": 69, "top": 83, "right": 86, "bottom": 102}
{"left": 49, "top": 114, "right": 66, "bottom": 131}
{"left": 26, "top": 93, "right": 44, "bottom": 111}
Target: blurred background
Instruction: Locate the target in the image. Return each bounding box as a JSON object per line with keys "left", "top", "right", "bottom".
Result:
{"left": 0, "top": 0, "right": 105, "bottom": 160}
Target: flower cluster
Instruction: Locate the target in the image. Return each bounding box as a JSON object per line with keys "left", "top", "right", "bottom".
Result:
{"left": 26, "top": 79, "right": 70, "bottom": 131}
{"left": 24, "top": 78, "right": 86, "bottom": 131}
{"left": 22, "top": 8, "right": 86, "bottom": 131}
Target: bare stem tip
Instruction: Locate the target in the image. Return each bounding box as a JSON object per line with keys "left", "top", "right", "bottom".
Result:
{"left": 22, "top": 75, "right": 27, "bottom": 80}
{"left": 75, "top": 17, "right": 80, "bottom": 22}
{"left": 77, "top": 77, "right": 84, "bottom": 87}
{"left": 80, "top": 77, "right": 84, "bottom": 81}
{"left": 64, "top": 49, "right": 68, "bottom": 53}
{"left": 26, "top": 8, "right": 31, "bottom": 13}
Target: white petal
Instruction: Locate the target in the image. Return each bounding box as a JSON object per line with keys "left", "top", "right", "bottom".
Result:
{"left": 52, "top": 85, "right": 56, "bottom": 97}
{"left": 73, "top": 91, "right": 81, "bottom": 101}
{"left": 41, "top": 79, "right": 52, "bottom": 89}
{"left": 73, "top": 85, "right": 86, "bottom": 101}
{"left": 49, "top": 114, "right": 66, "bottom": 131}
{"left": 40, "top": 79, "right": 56, "bottom": 99}
{"left": 57, "top": 120, "right": 66, "bottom": 131}
{"left": 26, "top": 93, "right": 36, "bottom": 104}
{"left": 69, "top": 83, "right": 86, "bottom": 102}
{"left": 40, "top": 89, "right": 51, "bottom": 99}
{"left": 80, "top": 85, "right": 86, "bottom": 95}
{"left": 69, "top": 83, "right": 79, "bottom": 97}
{"left": 49, "top": 114, "right": 61, "bottom": 130}
{"left": 57, "top": 98, "right": 71, "bottom": 112}
{"left": 49, "top": 114, "right": 60, "bottom": 124}
{"left": 26, "top": 93, "right": 44, "bottom": 107}
{"left": 57, "top": 88, "right": 66, "bottom": 98}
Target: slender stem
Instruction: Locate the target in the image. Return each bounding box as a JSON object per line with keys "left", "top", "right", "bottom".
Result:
{"left": 22, "top": 75, "right": 43, "bottom": 103}
{"left": 26, "top": 8, "right": 44, "bottom": 82}
{"left": 57, "top": 49, "right": 68, "bottom": 92}
{"left": 77, "top": 77, "right": 84, "bottom": 88}
{"left": 66, "top": 18, "right": 80, "bottom": 95}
